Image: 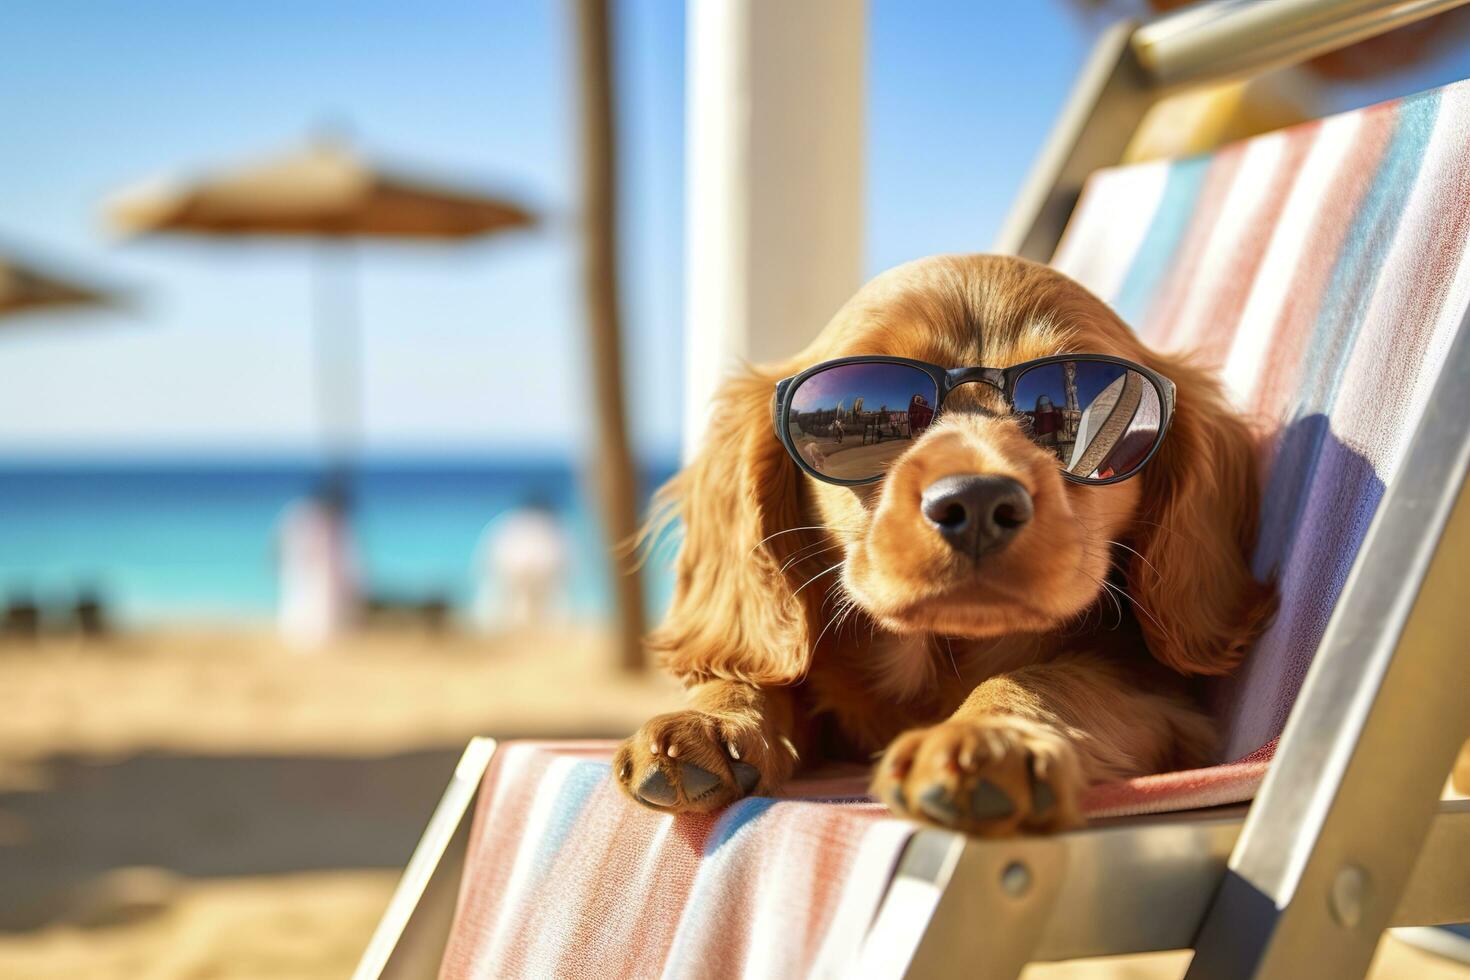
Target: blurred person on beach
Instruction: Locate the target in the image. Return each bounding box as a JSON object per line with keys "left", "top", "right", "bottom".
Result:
{"left": 476, "top": 496, "right": 569, "bottom": 631}
{"left": 276, "top": 477, "right": 360, "bottom": 650}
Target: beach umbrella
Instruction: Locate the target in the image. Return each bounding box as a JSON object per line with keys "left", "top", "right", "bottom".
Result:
{"left": 0, "top": 252, "right": 118, "bottom": 321}
{"left": 104, "top": 138, "right": 534, "bottom": 465}
{"left": 107, "top": 140, "right": 533, "bottom": 240}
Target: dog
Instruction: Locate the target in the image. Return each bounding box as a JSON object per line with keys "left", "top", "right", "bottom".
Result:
{"left": 616, "top": 254, "right": 1273, "bottom": 836}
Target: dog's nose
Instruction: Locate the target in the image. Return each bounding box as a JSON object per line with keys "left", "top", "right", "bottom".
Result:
{"left": 921, "top": 474, "right": 1033, "bottom": 557}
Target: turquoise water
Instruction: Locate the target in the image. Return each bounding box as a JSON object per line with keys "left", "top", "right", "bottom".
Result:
{"left": 0, "top": 458, "right": 677, "bottom": 625}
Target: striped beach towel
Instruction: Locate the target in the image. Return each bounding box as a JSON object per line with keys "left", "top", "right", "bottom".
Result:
{"left": 439, "top": 80, "right": 1470, "bottom": 976}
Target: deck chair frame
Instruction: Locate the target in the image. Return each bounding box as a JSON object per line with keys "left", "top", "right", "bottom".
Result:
{"left": 996, "top": 0, "right": 1470, "bottom": 261}
{"left": 357, "top": 3, "right": 1470, "bottom": 977}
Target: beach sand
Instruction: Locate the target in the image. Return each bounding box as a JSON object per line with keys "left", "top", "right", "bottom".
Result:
{"left": 0, "top": 869, "right": 397, "bottom": 980}
{"left": 0, "top": 623, "right": 682, "bottom": 769}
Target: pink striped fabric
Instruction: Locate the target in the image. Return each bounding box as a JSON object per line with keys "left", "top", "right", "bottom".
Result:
{"left": 439, "top": 741, "right": 910, "bottom": 979}
{"left": 439, "top": 81, "right": 1470, "bottom": 976}
{"left": 1055, "top": 78, "right": 1470, "bottom": 769}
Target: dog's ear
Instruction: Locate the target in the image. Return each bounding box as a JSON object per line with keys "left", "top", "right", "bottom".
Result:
{"left": 1126, "top": 351, "right": 1275, "bottom": 675}
{"left": 646, "top": 367, "right": 822, "bottom": 686}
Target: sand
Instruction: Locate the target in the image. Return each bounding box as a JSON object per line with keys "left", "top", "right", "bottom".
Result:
{"left": 0, "top": 623, "right": 682, "bottom": 771}
{"left": 0, "top": 869, "right": 397, "bottom": 980}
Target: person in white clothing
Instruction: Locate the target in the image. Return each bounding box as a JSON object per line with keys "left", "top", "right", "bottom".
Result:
{"left": 276, "top": 479, "right": 359, "bottom": 650}
{"left": 475, "top": 497, "right": 569, "bottom": 631}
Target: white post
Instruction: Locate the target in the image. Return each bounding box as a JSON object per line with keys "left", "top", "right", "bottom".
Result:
{"left": 682, "top": 0, "right": 866, "bottom": 458}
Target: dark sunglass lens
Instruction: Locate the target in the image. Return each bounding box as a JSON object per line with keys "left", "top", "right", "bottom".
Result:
{"left": 1012, "top": 361, "right": 1163, "bottom": 481}
{"left": 787, "top": 362, "right": 939, "bottom": 481}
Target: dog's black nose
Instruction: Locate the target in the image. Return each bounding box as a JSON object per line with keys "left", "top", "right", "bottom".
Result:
{"left": 921, "top": 474, "right": 1033, "bottom": 557}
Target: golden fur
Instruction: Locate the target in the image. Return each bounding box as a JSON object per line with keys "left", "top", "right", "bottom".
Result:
{"left": 615, "top": 255, "right": 1274, "bottom": 835}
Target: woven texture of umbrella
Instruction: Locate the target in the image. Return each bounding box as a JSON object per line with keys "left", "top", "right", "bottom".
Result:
{"left": 108, "top": 140, "right": 533, "bottom": 240}
{"left": 105, "top": 139, "right": 534, "bottom": 465}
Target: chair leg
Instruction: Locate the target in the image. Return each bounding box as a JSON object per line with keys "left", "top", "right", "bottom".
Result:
{"left": 861, "top": 829, "right": 1063, "bottom": 979}
{"left": 1186, "top": 315, "right": 1470, "bottom": 980}
{"left": 354, "top": 738, "right": 497, "bottom": 980}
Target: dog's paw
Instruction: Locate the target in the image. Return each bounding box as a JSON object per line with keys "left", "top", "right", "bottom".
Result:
{"left": 613, "top": 710, "right": 784, "bottom": 813}
{"left": 871, "top": 716, "right": 1084, "bottom": 836}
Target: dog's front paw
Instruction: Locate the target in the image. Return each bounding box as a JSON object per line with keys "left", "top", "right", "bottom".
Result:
{"left": 871, "top": 716, "right": 1084, "bottom": 836}
{"left": 613, "top": 710, "right": 783, "bottom": 813}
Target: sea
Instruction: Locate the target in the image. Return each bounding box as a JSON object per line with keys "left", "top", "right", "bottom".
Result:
{"left": 0, "top": 457, "right": 679, "bottom": 626}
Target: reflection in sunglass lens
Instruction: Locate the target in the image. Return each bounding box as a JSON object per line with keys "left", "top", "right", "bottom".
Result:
{"left": 1012, "top": 360, "right": 1162, "bottom": 482}
{"left": 786, "top": 362, "right": 939, "bottom": 482}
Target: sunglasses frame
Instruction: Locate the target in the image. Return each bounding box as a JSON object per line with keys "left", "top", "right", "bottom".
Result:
{"left": 772, "top": 353, "right": 1176, "bottom": 488}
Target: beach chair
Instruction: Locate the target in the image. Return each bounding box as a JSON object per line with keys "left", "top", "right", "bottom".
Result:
{"left": 356, "top": 2, "right": 1470, "bottom": 977}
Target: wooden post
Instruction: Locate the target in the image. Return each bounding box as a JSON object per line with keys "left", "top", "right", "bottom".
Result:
{"left": 572, "top": 0, "right": 646, "bottom": 671}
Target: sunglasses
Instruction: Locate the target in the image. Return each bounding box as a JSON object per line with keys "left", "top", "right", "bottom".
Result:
{"left": 773, "top": 354, "right": 1175, "bottom": 487}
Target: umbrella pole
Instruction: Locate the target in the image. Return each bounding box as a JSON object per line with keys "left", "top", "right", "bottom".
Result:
{"left": 312, "top": 241, "right": 361, "bottom": 487}
{"left": 573, "top": 0, "right": 646, "bottom": 672}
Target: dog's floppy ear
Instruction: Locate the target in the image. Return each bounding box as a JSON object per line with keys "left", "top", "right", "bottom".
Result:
{"left": 646, "top": 367, "right": 822, "bottom": 686}
{"left": 1126, "top": 351, "right": 1275, "bottom": 675}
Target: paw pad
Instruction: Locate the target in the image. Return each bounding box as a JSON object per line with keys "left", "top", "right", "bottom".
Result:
{"left": 635, "top": 762, "right": 723, "bottom": 807}
{"left": 679, "top": 762, "right": 722, "bottom": 800}
{"left": 732, "top": 761, "right": 761, "bottom": 794}
{"left": 918, "top": 785, "right": 961, "bottom": 823}
{"left": 970, "top": 779, "right": 1015, "bottom": 820}
{"left": 1029, "top": 771, "right": 1056, "bottom": 817}
{"left": 915, "top": 779, "right": 1015, "bottom": 825}
{"left": 636, "top": 769, "right": 677, "bottom": 806}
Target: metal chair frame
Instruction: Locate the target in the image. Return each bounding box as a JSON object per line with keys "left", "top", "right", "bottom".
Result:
{"left": 358, "top": 3, "right": 1470, "bottom": 976}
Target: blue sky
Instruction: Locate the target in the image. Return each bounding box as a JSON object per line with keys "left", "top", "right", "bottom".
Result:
{"left": 790, "top": 362, "right": 937, "bottom": 416}
{"left": 2, "top": 2, "right": 1466, "bottom": 461}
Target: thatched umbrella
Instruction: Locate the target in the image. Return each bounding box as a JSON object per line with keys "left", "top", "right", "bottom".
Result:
{"left": 0, "top": 252, "right": 118, "bottom": 321}
{"left": 105, "top": 138, "right": 534, "bottom": 464}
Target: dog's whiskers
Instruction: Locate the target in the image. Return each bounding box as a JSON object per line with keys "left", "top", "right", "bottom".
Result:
{"left": 1066, "top": 590, "right": 1106, "bottom": 635}
{"left": 1104, "top": 538, "right": 1162, "bottom": 579}
{"left": 793, "top": 561, "right": 846, "bottom": 598}
{"left": 1090, "top": 570, "right": 1168, "bottom": 638}
{"left": 942, "top": 635, "right": 961, "bottom": 681}
{"left": 812, "top": 588, "right": 861, "bottom": 651}
{"left": 750, "top": 526, "right": 831, "bottom": 553}
{"left": 778, "top": 541, "right": 845, "bottom": 576}
{"left": 811, "top": 606, "right": 844, "bottom": 651}
{"left": 1097, "top": 579, "right": 1128, "bottom": 631}
{"left": 1068, "top": 544, "right": 1138, "bottom": 634}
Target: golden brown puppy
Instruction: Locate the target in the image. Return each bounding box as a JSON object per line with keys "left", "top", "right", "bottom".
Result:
{"left": 616, "top": 254, "right": 1273, "bottom": 836}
